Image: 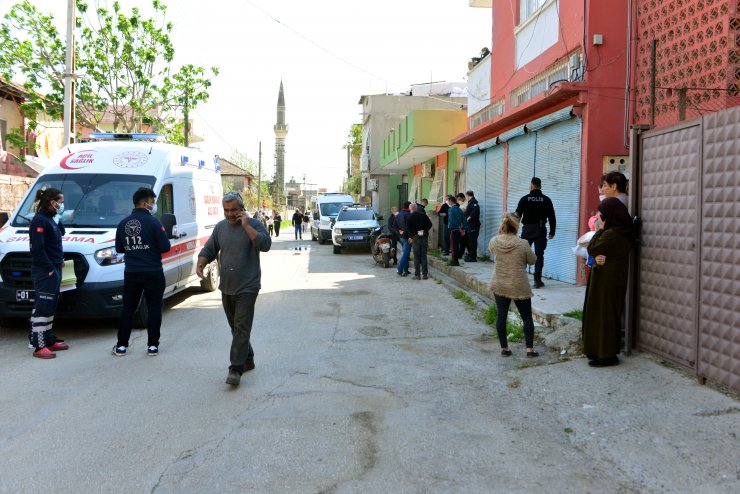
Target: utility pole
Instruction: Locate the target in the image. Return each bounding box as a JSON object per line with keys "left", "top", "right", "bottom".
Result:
{"left": 62, "top": 0, "right": 76, "bottom": 145}
{"left": 346, "top": 144, "right": 351, "bottom": 179}
{"left": 183, "top": 88, "right": 189, "bottom": 146}
{"left": 257, "top": 141, "right": 262, "bottom": 211}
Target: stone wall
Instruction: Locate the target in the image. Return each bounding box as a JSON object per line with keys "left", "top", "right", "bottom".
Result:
{"left": 0, "top": 174, "right": 33, "bottom": 214}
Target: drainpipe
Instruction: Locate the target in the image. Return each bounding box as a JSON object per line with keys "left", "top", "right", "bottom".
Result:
{"left": 624, "top": 0, "right": 633, "bottom": 148}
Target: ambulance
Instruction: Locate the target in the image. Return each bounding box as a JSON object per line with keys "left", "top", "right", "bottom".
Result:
{"left": 0, "top": 133, "right": 223, "bottom": 326}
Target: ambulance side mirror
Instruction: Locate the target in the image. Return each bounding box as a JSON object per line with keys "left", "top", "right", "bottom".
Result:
{"left": 161, "top": 213, "right": 177, "bottom": 239}
{"left": 0, "top": 212, "right": 8, "bottom": 228}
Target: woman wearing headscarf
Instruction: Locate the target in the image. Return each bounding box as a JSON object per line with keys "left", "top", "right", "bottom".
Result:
{"left": 28, "top": 187, "right": 70, "bottom": 359}
{"left": 582, "top": 197, "right": 633, "bottom": 367}
{"left": 488, "top": 212, "right": 539, "bottom": 357}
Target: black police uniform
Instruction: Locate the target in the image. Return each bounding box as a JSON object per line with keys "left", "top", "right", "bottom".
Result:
{"left": 464, "top": 196, "right": 480, "bottom": 261}
{"left": 114, "top": 207, "right": 171, "bottom": 348}
{"left": 515, "top": 189, "right": 556, "bottom": 285}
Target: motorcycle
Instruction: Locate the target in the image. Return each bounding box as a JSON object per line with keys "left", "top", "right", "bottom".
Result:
{"left": 370, "top": 226, "right": 396, "bottom": 268}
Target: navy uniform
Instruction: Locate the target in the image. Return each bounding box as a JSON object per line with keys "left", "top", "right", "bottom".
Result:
{"left": 114, "top": 207, "right": 171, "bottom": 352}
{"left": 515, "top": 184, "right": 556, "bottom": 287}
{"left": 464, "top": 194, "right": 480, "bottom": 261}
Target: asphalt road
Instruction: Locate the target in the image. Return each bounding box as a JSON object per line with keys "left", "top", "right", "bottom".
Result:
{"left": 1, "top": 235, "right": 738, "bottom": 493}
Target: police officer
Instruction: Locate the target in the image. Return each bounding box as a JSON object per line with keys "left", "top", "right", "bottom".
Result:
{"left": 112, "top": 187, "right": 171, "bottom": 356}
{"left": 463, "top": 190, "right": 480, "bottom": 262}
{"left": 515, "top": 177, "right": 556, "bottom": 288}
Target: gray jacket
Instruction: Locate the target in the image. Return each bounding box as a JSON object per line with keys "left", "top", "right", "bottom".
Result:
{"left": 198, "top": 218, "right": 271, "bottom": 295}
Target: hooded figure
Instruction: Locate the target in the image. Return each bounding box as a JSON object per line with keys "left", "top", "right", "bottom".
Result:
{"left": 581, "top": 197, "right": 633, "bottom": 367}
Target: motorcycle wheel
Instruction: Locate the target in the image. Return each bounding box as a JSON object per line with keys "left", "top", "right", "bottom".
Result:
{"left": 382, "top": 252, "right": 390, "bottom": 268}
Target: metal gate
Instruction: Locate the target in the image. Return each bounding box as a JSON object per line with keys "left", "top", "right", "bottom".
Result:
{"left": 396, "top": 183, "right": 408, "bottom": 210}
{"left": 634, "top": 106, "right": 740, "bottom": 390}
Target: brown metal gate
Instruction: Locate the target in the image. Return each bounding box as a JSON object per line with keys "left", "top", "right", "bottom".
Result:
{"left": 633, "top": 106, "right": 740, "bottom": 391}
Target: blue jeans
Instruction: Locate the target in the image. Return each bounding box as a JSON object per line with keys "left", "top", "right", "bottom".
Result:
{"left": 294, "top": 224, "right": 302, "bottom": 239}
{"left": 397, "top": 238, "right": 411, "bottom": 274}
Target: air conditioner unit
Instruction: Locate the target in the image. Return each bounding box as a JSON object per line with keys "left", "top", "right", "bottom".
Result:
{"left": 421, "top": 163, "right": 434, "bottom": 178}
{"left": 367, "top": 178, "right": 379, "bottom": 191}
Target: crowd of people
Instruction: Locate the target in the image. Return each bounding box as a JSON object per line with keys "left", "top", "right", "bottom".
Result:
{"left": 25, "top": 171, "right": 631, "bottom": 381}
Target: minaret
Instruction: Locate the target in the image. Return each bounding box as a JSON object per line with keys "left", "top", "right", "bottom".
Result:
{"left": 273, "top": 80, "right": 288, "bottom": 202}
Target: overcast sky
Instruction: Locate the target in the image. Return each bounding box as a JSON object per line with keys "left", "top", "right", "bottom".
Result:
{"left": 0, "top": 0, "right": 491, "bottom": 190}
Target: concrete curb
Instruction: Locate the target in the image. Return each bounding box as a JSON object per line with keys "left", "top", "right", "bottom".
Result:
{"left": 428, "top": 255, "right": 584, "bottom": 354}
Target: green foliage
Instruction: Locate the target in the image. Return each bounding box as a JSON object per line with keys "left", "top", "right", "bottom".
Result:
{"left": 228, "top": 150, "right": 258, "bottom": 175}
{"left": 428, "top": 248, "right": 441, "bottom": 258}
{"left": 453, "top": 290, "right": 476, "bottom": 309}
{"left": 0, "top": 0, "right": 218, "bottom": 141}
{"left": 343, "top": 123, "right": 362, "bottom": 155}
{"left": 563, "top": 309, "right": 583, "bottom": 321}
{"left": 484, "top": 303, "right": 524, "bottom": 342}
{"left": 343, "top": 174, "right": 361, "bottom": 196}
{"left": 484, "top": 304, "right": 497, "bottom": 325}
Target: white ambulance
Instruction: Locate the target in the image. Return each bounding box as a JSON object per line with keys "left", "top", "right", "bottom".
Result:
{"left": 0, "top": 133, "right": 223, "bottom": 326}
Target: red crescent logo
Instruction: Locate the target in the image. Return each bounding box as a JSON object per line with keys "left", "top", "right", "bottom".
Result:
{"left": 60, "top": 149, "right": 95, "bottom": 170}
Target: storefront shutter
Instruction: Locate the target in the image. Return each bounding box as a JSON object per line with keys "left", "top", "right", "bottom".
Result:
{"left": 482, "top": 146, "right": 505, "bottom": 254}
{"left": 534, "top": 117, "right": 582, "bottom": 283}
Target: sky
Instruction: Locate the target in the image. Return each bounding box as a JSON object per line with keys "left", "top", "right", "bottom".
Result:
{"left": 0, "top": 0, "right": 491, "bottom": 191}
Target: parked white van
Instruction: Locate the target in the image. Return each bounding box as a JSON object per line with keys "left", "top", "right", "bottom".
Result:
{"left": 308, "top": 193, "right": 354, "bottom": 244}
{"left": 0, "top": 133, "right": 222, "bottom": 326}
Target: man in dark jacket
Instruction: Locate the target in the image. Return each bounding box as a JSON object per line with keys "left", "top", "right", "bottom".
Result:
{"left": 291, "top": 209, "right": 303, "bottom": 240}
{"left": 407, "top": 203, "right": 433, "bottom": 280}
{"left": 447, "top": 195, "right": 467, "bottom": 266}
{"left": 113, "top": 188, "right": 171, "bottom": 357}
{"left": 515, "top": 177, "right": 556, "bottom": 288}
{"left": 438, "top": 200, "right": 450, "bottom": 255}
{"left": 387, "top": 206, "right": 399, "bottom": 265}
{"left": 395, "top": 202, "right": 412, "bottom": 276}
{"left": 463, "top": 190, "right": 480, "bottom": 262}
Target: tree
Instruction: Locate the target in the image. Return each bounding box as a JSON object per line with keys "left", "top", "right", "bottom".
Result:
{"left": 0, "top": 0, "right": 218, "bottom": 149}
{"left": 342, "top": 123, "right": 362, "bottom": 177}
{"left": 343, "top": 174, "right": 361, "bottom": 196}
{"left": 228, "top": 149, "right": 258, "bottom": 176}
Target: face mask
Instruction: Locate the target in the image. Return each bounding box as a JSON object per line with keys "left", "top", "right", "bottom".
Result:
{"left": 598, "top": 194, "right": 606, "bottom": 202}
{"left": 54, "top": 202, "right": 65, "bottom": 215}
{"left": 146, "top": 202, "right": 158, "bottom": 215}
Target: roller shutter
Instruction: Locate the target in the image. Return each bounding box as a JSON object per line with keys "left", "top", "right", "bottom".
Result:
{"left": 534, "top": 117, "right": 582, "bottom": 283}
{"left": 482, "top": 146, "right": 505, "bottom": 254}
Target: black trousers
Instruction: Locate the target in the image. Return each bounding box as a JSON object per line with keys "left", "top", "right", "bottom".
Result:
{"left": 440, "top": 223, "right": 450, "bottom": 254}
{"left": 412, "top": 236, "right": 429, "bottom": 276}
{"left": 521, "top": 225, "right": 548, "bottom": 281}
{"left": 117, "top": 270, "right": 165, "bottom": 347}
{"left": 494, "top": 295, "right": 535, "bottom": 348}
{"left": 466, "top": 227, "right": 479, "bottom": 259}
{"left": 29, "top": 265, "right": 61, "bottom": 349}
{"left": 222, "top": 291, "right": 258, "bottom": 373}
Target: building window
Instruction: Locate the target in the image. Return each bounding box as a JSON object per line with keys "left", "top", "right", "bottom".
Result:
{"left": 520, "top": 0, "right": 548, "bottom": 23}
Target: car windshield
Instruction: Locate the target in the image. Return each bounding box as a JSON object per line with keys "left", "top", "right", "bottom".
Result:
{"left": 12, "top": 173, "right": 156, "bottom": 228}
{"left": 320, "top": 202, "right": 353, "bottom": 217}
{"left": 337, "top": 209, "right": 375, "bottom": 221}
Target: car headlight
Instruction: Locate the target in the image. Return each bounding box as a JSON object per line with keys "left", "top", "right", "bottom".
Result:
{"left": 334, "top": 228, "right": 342, "bottom": 234}
{"left": 94, "top": 247, "right": 125, "bottom": 266}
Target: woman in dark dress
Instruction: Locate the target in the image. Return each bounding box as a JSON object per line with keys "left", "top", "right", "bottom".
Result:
{"left": 582, "top": 198, "right": 633, "bottom": 367}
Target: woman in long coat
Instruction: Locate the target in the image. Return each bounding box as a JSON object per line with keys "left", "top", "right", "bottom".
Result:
{"left": 582, "top": 198, "right": 633, "bottom": 367}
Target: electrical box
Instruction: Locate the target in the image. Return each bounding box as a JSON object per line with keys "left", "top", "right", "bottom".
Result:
{"left": 569, "top": 53, "right": 581, "bottom": 69}
{"left": 593, "top": 34, "right": 604, "bottom": 45}
{"left": 367, "top": 178, "right": 378, "bottom": 191}
{"left": 603, "top": 155, "right": 630, "bottom": 178}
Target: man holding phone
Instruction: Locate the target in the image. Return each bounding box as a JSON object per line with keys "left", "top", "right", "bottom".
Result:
{"left": 197, "top": 192, "right": 272, "bottom": 386}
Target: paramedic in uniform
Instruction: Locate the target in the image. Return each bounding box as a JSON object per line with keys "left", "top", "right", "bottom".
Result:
{"left": 515, "top": 177, "right": 556, "bottom": 289}
{"left": 112, "top": 188, "right": 171, "bottom": 357}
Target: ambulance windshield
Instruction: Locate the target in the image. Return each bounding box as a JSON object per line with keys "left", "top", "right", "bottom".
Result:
{"left": 12, "top": 173, "right": 156, "bottom": 228}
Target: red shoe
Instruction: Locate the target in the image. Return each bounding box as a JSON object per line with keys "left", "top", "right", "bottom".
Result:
{"left": 49, "top": 341, "right": 69, "bottom": 351}
{"left": 33, "top": 347, "right": 56, "bottom": 359}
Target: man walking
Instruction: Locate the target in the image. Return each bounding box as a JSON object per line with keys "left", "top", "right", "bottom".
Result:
{"left": 291, "top": 208, "right": 303, "bottom": 240}
{"left": 515, "top": 177, "right": 556, "bottom": 288}
{"left": 197, "top": 192, "right": 272, "bottom": 386}
{"left": 407, "top": 202, "right": 433, "bottom": 280}
{"left": 395, "top": 201, "right": 412, "bottom": 277}
{"left": 447, "top": 195, "right": 467, "bottom": 266}
{"left": 463, "top": 190, "right": 480, "bottom": 262}
{"left": 113, "top": 188, "right": 171, "bottom": 357}
{"left": 438, "top": 198, "right": 450, "bottom": 255}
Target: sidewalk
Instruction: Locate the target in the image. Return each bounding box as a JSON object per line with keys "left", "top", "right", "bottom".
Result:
{"left": 428, "top": 254, "right": 587, "bottom": 352}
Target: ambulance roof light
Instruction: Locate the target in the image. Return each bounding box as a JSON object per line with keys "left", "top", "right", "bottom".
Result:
{"left": 88, "top": 133, "right": 166, "bottom": 141}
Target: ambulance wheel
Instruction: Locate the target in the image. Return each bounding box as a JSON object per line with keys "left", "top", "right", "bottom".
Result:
{"left": 200, "top": 260, "right": 220, "bottom": 292}
{"left": 133, "top": 296, "right": 148, "bottom": 329}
